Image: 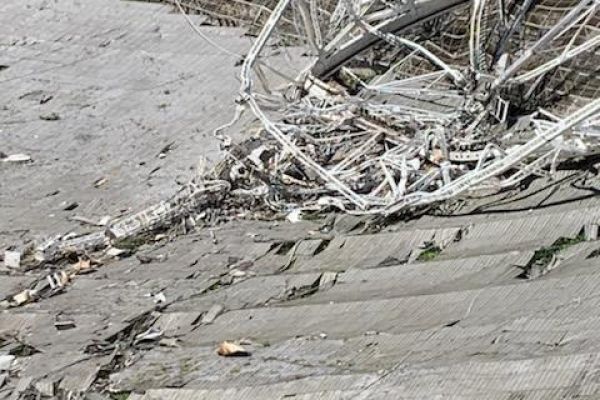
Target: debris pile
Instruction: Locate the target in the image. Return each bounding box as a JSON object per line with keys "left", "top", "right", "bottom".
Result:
{"left": 26, "top": 0, "right": 600, "bottom": 263}
{"left": 169, "top": 0, "right": 600, "bottom": 216}
{"left": 230, "top": 0, "right": 600, "bottom": 215}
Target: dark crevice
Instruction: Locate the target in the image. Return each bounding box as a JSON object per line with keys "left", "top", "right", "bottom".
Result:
{"left": 274, "top": 241, "right": 296, "bottom": 255}
{"left": 87, "top": 311, "right": 162, "bottom": 394}
{"left": 587, "top": 248, "right": 600, "bottom": 259}
{"left": 377, "top": 256, "right": 404, "bottom": 267}
{"left": 85, "top": 311, "right": 159, "bottom": 356}
{"left": 282, "top": 277, "right": 322, "bottom": 302}
{"left": 8, "top": 341, "right": 40, "bottom": 357}
{"left": 313, "top": 239, "right": 331, "bottom": 255}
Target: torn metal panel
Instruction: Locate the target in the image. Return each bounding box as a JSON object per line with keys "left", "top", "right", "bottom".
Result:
{"left": 10, "top": 352, "right": 110, "bottom": 396}
{"left": 292, "top": 227, "right": 459, "bottom": 272}
{"left": 167, "top": 272, "right": 322, "bottom": 312}
{"left": 442, "top": 207, "right": 600, "bottom": 258}
{"left": 296, "top": 252, "right": 529, "bottom": 304}
{"left": 58, "top": 356, "right": 111, "bottom": 394}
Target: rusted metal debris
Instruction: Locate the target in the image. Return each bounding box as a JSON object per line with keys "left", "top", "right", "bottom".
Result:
{"left": 30, "top": 0, "right": 600, "bottom": 263}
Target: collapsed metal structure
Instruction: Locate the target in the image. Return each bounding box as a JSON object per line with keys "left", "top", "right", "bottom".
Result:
{"left": 36, "top": 0, "right": 600, "bottom": 261}
{"left": 222, "top": 0, "right": 600, "bottom": 215}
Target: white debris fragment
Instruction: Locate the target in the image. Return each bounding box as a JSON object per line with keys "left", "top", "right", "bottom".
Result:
{"left": 153, "top": 292, "right": 166, "bottom": 304}
{"left": 93, "top": 177, "right": 107, "bottom": 188}
{"left": 134, "top": 327, "right": 163, "bottom": 343}
{"left": 286, "top": 209, "right": 302, "bottom": 223}
{"left": 229, "top": 269, "right": 247, "bottom": 278}
{"left": 2, "top": 154, "right": 32, "bottom": 163}
{"left": 159, "top": 338, "right": 179, "bottom": 348}
{"left": 47, "top": 271, "right": 69, "bottom": 290}
{"left": 317, "top": 197, "right": 346, "bottom": 211}
{"left": 4, "top": 250, "right": 21, "bottom": 269}
{"left": 0, "top": 355, "right": 15, "bottom": 371}
{"left": 105, "top": 247, "right": 128, "bottom": 258}
{"left": 11, "top": 289, "right": 35, "bottom": 306}
{"left": 70, "top": 215, "right": 111, "bottom": 227}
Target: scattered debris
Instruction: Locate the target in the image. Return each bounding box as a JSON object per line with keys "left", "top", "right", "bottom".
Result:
{"left": 11, "top": 289, "right": 35, "bottom": 306}
{"left": 94, "top": 177, "right": 108, "bottom": 188}
{"left": 63, "top": 201, "right": 79, "bottom": 211}
{"left": 1, "top": 153, "right": 32, "bottom": 163}
{"left": 216, "top": 341, "right": 250, "bottom": 357}
{"left": 209, "top": 230, "right": 218, "bottom": 244}
{"left": 40, "top": 95, "right": 53, "bottom": 104}
{"left": 229, "top": 269, "right": 249, "bottom": 278}
{"left": 73, "top": 257, "right": 96, "bottom": 273}
{"left": 20, "top": 1, "right": 600, "bottom": 273}
{"left": 229, "top": 259, "right": 254, "bottom": 270}
{"left": 167, "top": 0, "right": 600, "bottom": 217}
{"left": 286, "top": 209, "right": 303, "bottom": 223}
{"left": 4, "top": 250, "right": 21, "bottom": 269}
{"left": 70, "top": 215, "right": 111, "bottom": 226}
{"left": 153, "top": 292, "right": 166, "bottom": 304}
{"left": 158, "top": 338, "right": 179, "bottom": 348}
{"left": 136, "top": 253, "right": 167, "bottom": 264}
{"left": 54, "top": 319, "right": 77, "bottom": 331}
{"left": 39, "top": 112, "right": 61, "bottom": 121}
{"left": 0, "top": 355, "right": 15, "bottom": 371}
{"left": 47, "top": 270, "right": 70, "bottom": 290}
{"left": 134, "top": 328, "right": 163, "bottom": 344}
{"left": 0, "top": 3, "right": 599, "bottom": 400}
{"left": 105, "top": 247, "right": 130, "bottom": 258}
{"left": 158, "top": 142, "right": 175, "bottom": 158}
